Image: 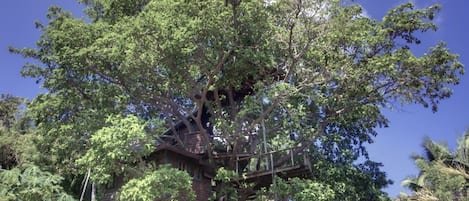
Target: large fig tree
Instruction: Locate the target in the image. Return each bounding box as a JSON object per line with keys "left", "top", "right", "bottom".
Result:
{"left": 10, "top": 0, "right": 463, "bottom": 200}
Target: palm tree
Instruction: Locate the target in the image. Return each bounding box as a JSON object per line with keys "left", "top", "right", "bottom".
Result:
{"left": 400, "top": 133, "right": 469, "bottom": 201}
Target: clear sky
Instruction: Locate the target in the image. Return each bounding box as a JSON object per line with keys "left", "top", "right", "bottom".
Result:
{"left": 358, "top": 0, "right": 469, "bottom": 197}
{"left": 1, "top": 0, "right": 468, "bottom": 198}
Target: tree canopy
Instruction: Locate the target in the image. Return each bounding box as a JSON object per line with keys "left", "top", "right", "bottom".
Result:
{"left": 0, "top": 94, "right": 75, "bottom": 200}
{"left": 6, "top": 0, "right": 464, "bottom": 200}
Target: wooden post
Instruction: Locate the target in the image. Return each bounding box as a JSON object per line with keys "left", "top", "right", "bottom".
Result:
{"left": 236, "top": 155, "right": 239, "bottom": 174}
{"left": 270, "top": 152, "right": 278, "bottom": 201}
{"left": 290, "top": 148, "right": 294, "bottom": 166}
{"left": 91, "top": 182, "right": 96, "bottom": 201}
{"left": 80, "top": 169, "right": 90, "bottom": 201}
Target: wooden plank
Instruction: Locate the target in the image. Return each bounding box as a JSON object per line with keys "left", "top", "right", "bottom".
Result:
{"left": 238, "top": 165, "right": 311, "bottom": 185}
{"left": 245, "top": 165, "right": 302, "bottom": 178}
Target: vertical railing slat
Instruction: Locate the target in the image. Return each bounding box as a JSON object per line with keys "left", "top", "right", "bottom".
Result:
{"left": 236, "top": 156, "right": 239, "bottom": 174}
{"left": 290, "top": 148, "right": 294, "bottom": 166}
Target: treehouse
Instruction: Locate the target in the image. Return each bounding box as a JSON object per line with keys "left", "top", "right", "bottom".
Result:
{"left": 149, "top": 109, "right": 313, "bottom": 201}
{"left": 146, "top": 144, "right": 214, "bottom": 201}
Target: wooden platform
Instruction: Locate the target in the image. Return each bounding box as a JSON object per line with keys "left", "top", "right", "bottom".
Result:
{"left": 239, "top": 164, "right": 311, "bottom": 189}
{"left": 214, "top": 147, "right": 313, "bottom": 193}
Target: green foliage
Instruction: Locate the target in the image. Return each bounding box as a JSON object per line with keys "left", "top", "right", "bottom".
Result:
{"left": 0, "top": 95, "right": 72, "bottom": 200}
{"left": 119, "top": 165, "right": 195, "bottom": 201}
{"left": 0, "top": 127, "right": 39, "bottom": 170}
{"left": 76, "top": 114, "right": 153, "bottom": 184}
{"left": 309, "top": 150, "right": 393, "bottom": 201}
{"left": 213, "top": 167, "right": 240, "bottom": 201}
{"left": 0, "top": 94, "right": 23, "bottom": 129}
{"left": 401, "top": 133, "right": 469, "bottom": 201}
{"left": 0, "top": 165, "right": 75, "bottom": 201}
{"left": 272, "top": 177, "right": 335, "bottom": 201}
{"left": 214, "top": 167, "right": 239, "bottom": 182}
{"left": 0, "top": 94, "right": 38, "bottom": 170}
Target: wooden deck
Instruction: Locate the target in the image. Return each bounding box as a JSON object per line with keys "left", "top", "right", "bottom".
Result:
{"left": 241, "top": 164, "right": 311, "bottom": 189}
{"left": 232, "top": 147, "right": 313, "bottom": 189}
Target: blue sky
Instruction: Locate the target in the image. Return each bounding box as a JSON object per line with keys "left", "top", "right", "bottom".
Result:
{"left": 358, "top": 0, "right": 469, "bottom": 197}
{"left": 1, "top": 0, "right": 468, "bottom": 198}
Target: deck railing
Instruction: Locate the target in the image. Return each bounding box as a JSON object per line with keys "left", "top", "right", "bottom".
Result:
{"left": 234, "top": 147, "right": 311, "bottom": 175}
